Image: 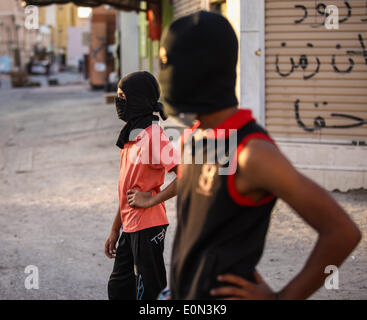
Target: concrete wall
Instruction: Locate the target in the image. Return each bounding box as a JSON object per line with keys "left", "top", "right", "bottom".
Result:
{"left": 278, "top": 143, "right": 367, "bottom": 191}
{"left": 227, "top": 0, "right": 265, "bottom": 125}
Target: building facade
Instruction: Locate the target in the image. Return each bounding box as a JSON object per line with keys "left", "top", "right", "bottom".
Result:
{"left": 228, "top": 0, "right": 367, "bottom": 191}
{"left": 39, "top": 3, "right": 91, "bottom": 69}
{"left": 0, "top": 0, "right": 39, "bottom": 71}
{"left": 88, "top": 5, "right": 116, "bottom": 88}
{"left": 119, "top": 0, "right": 174, "bottom": 77}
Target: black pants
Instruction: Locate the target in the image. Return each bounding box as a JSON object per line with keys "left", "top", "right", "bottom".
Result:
{"left": 107, "top": 225, "right": 168, "bottom": 300}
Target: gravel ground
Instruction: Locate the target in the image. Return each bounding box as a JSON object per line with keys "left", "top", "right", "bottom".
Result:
{"left": 0, "top": 78, "right": 366, "bottom": 300}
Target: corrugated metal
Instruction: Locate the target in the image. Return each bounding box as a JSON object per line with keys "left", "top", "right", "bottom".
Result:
{"left": 265, "top": 0, "right": 367, "bottom": 142}
{"left": 173, "top": 0, "right": 202, "bottom": 19}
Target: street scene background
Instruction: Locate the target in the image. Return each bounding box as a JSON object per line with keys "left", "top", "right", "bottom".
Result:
{"left": 0, "top": 75, "right": 366, "bottom": 299}
{"left": 0, "top": 0, "right": 366, "bottom": 300}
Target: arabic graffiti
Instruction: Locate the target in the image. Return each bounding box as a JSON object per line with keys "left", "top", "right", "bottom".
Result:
{"left": 274, "top": 1, "right": 367, "bottom": 133}
{"left": 347, "top": 34, "right": 367, "bottom": 66}
{"left": 332, "top": 43, "right": 355, "bottom": 73}
{"left": 276, "top": 42, "right": 321, "bottom": 79}
{"left": 294, "top": 5, "right": 308, "bottom": 24}
{"left": 362, "top": 0, "right": 367, "bottom": 22}
{"left": 294, "top": 1, "right": 352, "bottom": 26}
{"left": 294, "top": 99, "right": 367, "bottom": 132}
{"left": 91, "top": 36, "right": 107, "bottom": 59}
{"left": 276, "top": 34, "right": 366, "bottom": 79}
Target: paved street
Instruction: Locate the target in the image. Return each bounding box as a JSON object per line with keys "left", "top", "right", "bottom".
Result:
{"left": 0, "top": 75, "right": 366, "bottom": 299}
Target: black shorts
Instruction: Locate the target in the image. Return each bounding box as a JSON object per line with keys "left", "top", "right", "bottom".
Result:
{"left": 107, "top": 224, "right": 168, "bottom": 300}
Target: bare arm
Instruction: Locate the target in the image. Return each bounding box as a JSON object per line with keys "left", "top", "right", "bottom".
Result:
{"left": 110, "top": 203, "right": 122, "bottom": 232}
{"left": 127, "top": 178, "right": 177, "bottom": 209}
{"left": 104, "top": 204, "right": 121, "bottom": 259}
{"left": 240, "top": 140, "right": 361, "bottom": 299}
{"left": 212, "top": 139, "right": 361, "bottom": 300}
{"left": 148, "top": 178, "right": 177, "bottom": 207}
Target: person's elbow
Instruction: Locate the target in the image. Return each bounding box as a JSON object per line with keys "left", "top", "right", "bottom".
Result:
{"left": 341, "top": 220, "right": 362, "bottom": 252}
{"left": 322, "top": 210, "right": 362, "bottom": 253}
{"left": 348, "top": 223, "right": 362, "bottom": 248}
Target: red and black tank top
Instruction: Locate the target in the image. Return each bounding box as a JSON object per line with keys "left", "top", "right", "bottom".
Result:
{"left": 170, "top": 109, "right": 278, "bottom": 299}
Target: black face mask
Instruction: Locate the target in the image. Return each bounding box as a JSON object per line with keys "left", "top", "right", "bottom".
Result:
{"left": 115, "top": 71, "right": 167, "bottom": 149}
{"left": 115, "top": 97, "right": 127, "bottom": 121}
{"left": 158, "top": 11, "right": 238, "bottom": 117}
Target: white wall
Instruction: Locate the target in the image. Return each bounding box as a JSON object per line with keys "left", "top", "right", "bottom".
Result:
{"left": 227, "top": 0, "right": 265, "bottom": 125}
{"left": 278, "top": 143, "right": 367, "bottom": 191}
{"left": 119, "top": 10, "right": 139, "bottom": 77}
{"left": 45, "top": 4, "right": 56, "bottom": 27}
{"left": 67, "top": 26, "right": 89, "bottom": 67}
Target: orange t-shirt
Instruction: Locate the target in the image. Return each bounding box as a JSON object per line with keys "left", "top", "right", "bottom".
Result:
{"left": 118, "top": 123, "right": 179, "bottom": 233}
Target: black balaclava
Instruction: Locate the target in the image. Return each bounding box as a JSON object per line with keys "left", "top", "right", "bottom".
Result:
{"left": 158, "top": 10, "right": 239, "bottom": 118}
{"left": 115, "top": 71, "right": 167, "bottom": 149}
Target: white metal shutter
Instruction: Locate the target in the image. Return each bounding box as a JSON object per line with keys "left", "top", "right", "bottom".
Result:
{"left": 265, "top": 0, "right": 367, "bottom": 143}
{"left": 173, "top": 0, "right": 202, "bottom": 19}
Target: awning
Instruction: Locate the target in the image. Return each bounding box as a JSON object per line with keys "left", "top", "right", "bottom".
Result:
{"left": 24, "top": 0, "right": 160, "bottom": 11}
